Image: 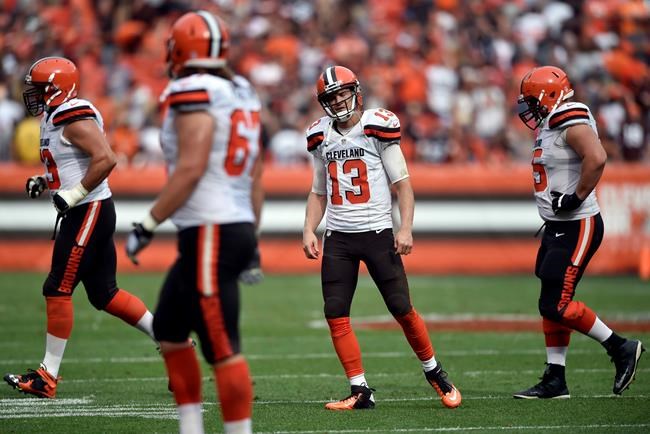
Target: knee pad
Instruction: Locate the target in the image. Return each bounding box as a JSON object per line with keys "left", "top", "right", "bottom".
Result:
{"left": 88, "top": 286, "right": 118, "bottom": 310}
{"left": 538, "top": 300, "right": 562, "bottom": 322}
{"left": 538, "top": 285, "right": 563, "bottom": 322}
{"left": 385, "top": 293, "right": 411, "bottom": 318}
{"left": 560, "top": 300, "right": 586, "bottom": 320}
{"left": 324, "top": 296, "right": 350, "bottom": 319}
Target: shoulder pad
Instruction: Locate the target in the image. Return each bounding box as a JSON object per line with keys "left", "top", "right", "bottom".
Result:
{"left": 362, "top": 108, "right": 400, "bottom": 142}
{"left": 167, "top": 76, "right": 211, "bottom": 109}
{"left": 548, "top": 102, "right": 591, "bottom": 130}
{"left": 305, "top": 117, "right": 327, "bottom": 152}
{"left": 51, "top": 99, "right": 97, "bottom": 127}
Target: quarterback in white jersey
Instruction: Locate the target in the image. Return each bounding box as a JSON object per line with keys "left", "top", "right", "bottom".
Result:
{"left": 306, "top": 108, "right": 406, "bottom": 232}
{"left": 5, "top": 57, "right": 157, "bottom": 400}
{"left": 513, "top": 66, "right": 644, "bottom": 400}
{"left": 302, "top": 66, "right": 462, "bottom": 411}
{"left": 126, "top": 11, "right": 260, "bottom": 434}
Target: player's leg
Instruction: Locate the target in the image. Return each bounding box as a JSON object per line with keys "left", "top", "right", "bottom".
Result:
{"left": 3, "top": 201, "right": 97, "bottom": 397}
{"left": 520, "top": 215, "right": 643, "bottom": 397}
{"left": 192, "top": 223, "right": 255, "bottom": 434}
{"left": 514, "top": 235, "right": 572, "bottom": 399}
{"left": 154, "top": 232, "right": 202, "bottom": 434}
{"left": 363, "top": 230, "right": 460, "bottom": 409}
{"left": 320, "top": 231, "right": 374, "bottom": 410}
{"left": 79, "top": 199, "right": 155, "bottom": 342}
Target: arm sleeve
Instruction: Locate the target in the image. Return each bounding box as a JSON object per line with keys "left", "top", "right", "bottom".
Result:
{"left": 311, "top": 155, "right": 327, "bottom": 195}
{"left": 381, "top": 144, "right": 409, "bottom": 184}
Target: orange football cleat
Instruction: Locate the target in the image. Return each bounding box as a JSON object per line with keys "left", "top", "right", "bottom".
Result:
{"left": 325, "top": 385, "right": 375, "bottom": 410}
{"left": 425, "top": 364, "right": 462, "bottom": 408}
{"left": 4, "top": 364, "right": 60, "bottom": 399}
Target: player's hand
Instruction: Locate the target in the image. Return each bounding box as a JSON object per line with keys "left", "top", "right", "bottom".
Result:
{"left": 302, "top": 230, "right": 320, "bottom": 259}
{"left": 394, "top": 228, "right": 413, "bottom": 255}
{"left": 239, "top": 246, "right": 263, "bottom": 285}
{"left": 52, "top": 183, "right": 88, "bottom": 214}
{"left": 126, "top": 222, "right": 154, "bottom": 265}
{"left": 550, "top": 191, "right": 583, "bottom": 214}
{"left": 25, "top": 175, "right": 47, "bottom": 199}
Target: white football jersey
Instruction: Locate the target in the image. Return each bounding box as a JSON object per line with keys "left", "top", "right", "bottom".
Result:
{"left": 160, "top": 73, "right": 261, "bottom": 229}
{"left": 40, "top": 98, "right": 111, "bottom": 205}
{"left": 307, "top": 108, "right": 403, "bottom": 232}
{"left": 532, "top": 101, "right": 600, "bottom": 221}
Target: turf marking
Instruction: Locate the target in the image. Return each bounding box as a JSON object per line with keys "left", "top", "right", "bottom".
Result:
{"left": 0, "top": 347, "right": 620, "bottom": 366}
{"left": 256, "top": 424, "right": 650, "bottom": 434}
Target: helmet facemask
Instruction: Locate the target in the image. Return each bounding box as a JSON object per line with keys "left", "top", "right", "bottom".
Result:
{"left": 318, "top": 84, "right": 360, "bottom": 122}
{"left": 517, "top": 94, "right": 547, "bottom": 130}
{"left": 23, "top": 83, "right": 46, "bottom": 116}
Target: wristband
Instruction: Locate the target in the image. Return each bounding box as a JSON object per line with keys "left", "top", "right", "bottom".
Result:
{"left": 142, "top": 213, "right": 159, "bottom": 232}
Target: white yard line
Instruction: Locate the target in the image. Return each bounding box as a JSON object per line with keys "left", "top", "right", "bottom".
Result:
{"left": 256, "top": 425, "right": 650, "bottom": 434}
{"left": 0, "top": 347, "right": 615, "bottom": 366}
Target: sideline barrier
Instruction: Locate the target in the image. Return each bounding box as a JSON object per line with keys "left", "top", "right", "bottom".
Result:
{"left": 0, "top": 163, "right": 648, "bottom": 274}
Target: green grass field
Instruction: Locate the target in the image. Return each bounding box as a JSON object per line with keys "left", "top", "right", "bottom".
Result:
{"left": 0, "top": 273, "right": 648, "bottom": 433}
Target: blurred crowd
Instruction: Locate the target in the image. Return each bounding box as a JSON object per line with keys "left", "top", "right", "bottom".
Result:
{"left": 1, "top": 0, "right": 648, "bottom": 167}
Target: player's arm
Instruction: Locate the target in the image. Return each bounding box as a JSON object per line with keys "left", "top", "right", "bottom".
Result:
{"left": 302, "top": 157, "right": 327, "bottom": 259}
{"left": 53, "top": 119, "right": 117, "bottom": 212}
{"left": 566, "top": 124, "right": 607, "bottom": 200}
{"left": 250, "top": 153, "right": 264, "bottom": 232}
{"left": 149, "top": 111, "right": 214, "bottom": 223}
{"left": 381, "top": 144, "right": 413, "bottom": 255}
{"left": 126, "top": 111, "right": 213, "bottom": 264}
{"left": 551, "top": 124, "right": 607, "bottom": 214}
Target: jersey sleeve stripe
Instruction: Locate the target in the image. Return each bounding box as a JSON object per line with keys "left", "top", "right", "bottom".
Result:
{"left": 52, "top": 107, "right": 96, "bottom": 126}
{"left": 168, "top": 90, "right": 210, "bottom": 107}
{"left": 307, "top": 132, "right": 324, "bottom": 151}
{"left": 364, "top": 125, "right": 400, "bottom": 141}
{"left": 548, "top": 108, "right": 589, "bottom": 129}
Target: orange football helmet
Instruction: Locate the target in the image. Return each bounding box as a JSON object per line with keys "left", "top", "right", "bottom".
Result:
{"left": 166, "top": 10, "right": 230, "bottom": 78}
{"left": 316, "top": 66, "right": 362, "bottom": 121}
{"left": 518, "top": 66, "right": 574, "bottom": 130}
{"left": 23, "top": 57, "right": 79, "bottom": 116}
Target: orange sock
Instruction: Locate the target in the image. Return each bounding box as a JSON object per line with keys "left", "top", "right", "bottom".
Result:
{"left": 46, "top": 296, "right": 73, "bottom": 339}
{"left": 163, "top": 346, "right": 202, "bottom": 405}
{"left": 559, "top": 301, "right": 597, "bottom": 335}
{"left": 395, "top": 308, "right": 434, "bottom": 361}
{"left": 214, "top": 357, "right": 253, "bottom": 422}
{"left": 543, "top": 318, "right": 572, "bottom": 347}
{"left": 104, "top": 289, "right": 148, "bottom": 326}
{"left": 327, "top": 317, "right": 364, "bottom": 378}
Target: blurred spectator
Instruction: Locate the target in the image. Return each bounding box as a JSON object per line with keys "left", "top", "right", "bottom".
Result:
{"left": 1, "top": 0, "right": 648, "bottom": 166}
{"left": 12, "top": 117, "right": 40, "bottom": 165}
{"left": 0, "top": 82, "right": 24, "bottom": 161}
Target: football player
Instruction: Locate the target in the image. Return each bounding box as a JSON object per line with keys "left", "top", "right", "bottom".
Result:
{"left": 3, "top": 57, "right": 157, "bottom": 399}
{"left": 302, "top": 66, "right": 461, "bottom": 410}
{"left": 513, "top": 66, "right": 645, "bottom": 399}
{"left": 126, "top": 11, "right": 262, "bottom": 434}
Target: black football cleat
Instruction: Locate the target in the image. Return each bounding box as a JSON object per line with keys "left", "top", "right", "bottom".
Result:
{"left": 609, "top": 339, "right": 645, "bottom": 395}
{"left": 513, "top": 364, "right": 570, "bottom": 399}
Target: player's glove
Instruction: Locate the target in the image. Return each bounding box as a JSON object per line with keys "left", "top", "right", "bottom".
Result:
{"left": 550, "top": 191, "right": 583, "bottom": 214}
{"left": 53, "top": 183, "right": 88, "bottom": 214}
{"left": 126, "top": 214, "right": 159, "bottom": 265}
{"left": 239, "top": 246, "right": 263, "bottom": 285}
{"left": 25, "top": 175, "right": 47, "bottom": 199}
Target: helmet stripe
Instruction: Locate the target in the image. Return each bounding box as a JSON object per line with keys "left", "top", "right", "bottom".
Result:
{"left": 196, "top": 10, "right": 221, "bottom": 58}
{"left": 325, "top": 66, "right": 337, "bottom": 87}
